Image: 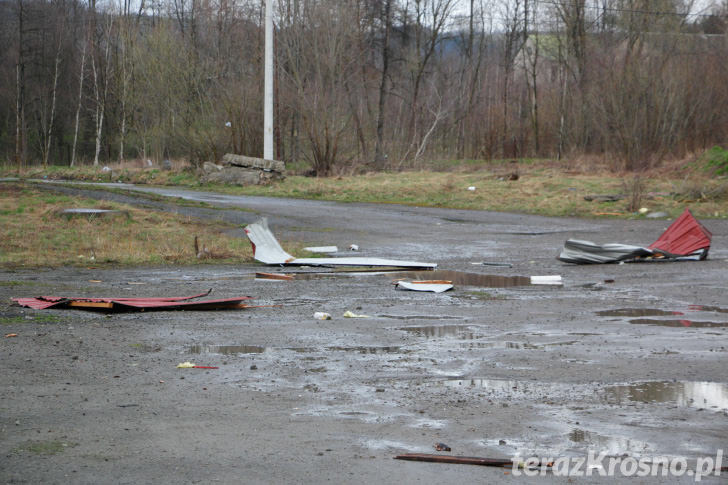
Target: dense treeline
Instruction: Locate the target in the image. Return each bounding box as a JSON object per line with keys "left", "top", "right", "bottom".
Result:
{"left": 1, "top": 0, "right": 727, "bottom": 174}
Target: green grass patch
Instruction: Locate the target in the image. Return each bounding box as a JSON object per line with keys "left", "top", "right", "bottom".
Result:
{"left": 700, "top": 146, "right": 728, "bottom": 176}
{"left": 14, "top": 440, "right": 78, "bottom": 455}
{"left": 0, "top": 314, "right": 64, "bottom": 325}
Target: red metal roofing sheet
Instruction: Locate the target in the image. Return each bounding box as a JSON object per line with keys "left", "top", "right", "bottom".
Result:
{"left": 648, "top": 208, "right": 712, "bottom": 257}
{"left": 12, "top": 291, "right": 252, "bottom": 312}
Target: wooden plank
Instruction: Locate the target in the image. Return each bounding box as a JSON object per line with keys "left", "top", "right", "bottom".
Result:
{"left": 395, "top": 454, "right": 514, "bottom": 467}
{"left": 68, "top": 301, "right": 114, "bottom": 309}
{"left": 255, "top": 272, "right": 294, "bottom": 281}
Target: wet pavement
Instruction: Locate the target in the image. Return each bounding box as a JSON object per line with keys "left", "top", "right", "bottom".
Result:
{"left": 1, "top": 182, "right": 728, "bottom": 483}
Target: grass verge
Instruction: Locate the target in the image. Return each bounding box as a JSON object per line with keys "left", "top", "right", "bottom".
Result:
{"left": 4, "top": 157, "right": 728, "bottom": 218}
{"left": 0, "top": 183, "right": 302, "bottom": 268}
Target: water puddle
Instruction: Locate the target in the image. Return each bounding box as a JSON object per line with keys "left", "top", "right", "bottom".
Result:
{"left": 596, "top": 308, "right": 684, "bottom": 317}
{"left": 288, "top": 346, "right": 406, "bottom": 354}
{"left": 258, "top": 269, "right": 537, "bottom": 288}
{"left": 391, "top": 270, "right": 531, "bottom": 287}
{"left": 398, "top": 325, "right": 478, "bottom": 338}
{"left": 688, "top": 305, "right": 728, "bottom": 313}
{"left": 458, "top": 341, "right": 577, "bottom": 350}
{"left": 188, "top": 344, "right": 265, "bottom": 354}
{"left": 629, "top": 319, "right": 728, "bottom": 328}
{"left": 602, "top": 381, "right": 728, "bottom": 411}
{"left": 567, "top": 429, "right": 651, "bottom": 455}
{"left": 381, "top": 315, "right": 461, "bottom": 321}
{"left": 434, "top": 378, "right": 728, "bottom": 411}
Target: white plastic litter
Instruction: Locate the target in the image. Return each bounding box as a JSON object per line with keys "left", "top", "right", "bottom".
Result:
{"left": 244, "top": 218, "right": 435, "bottom": 269}
{"left": 530, "top": 275, "right": 563, "bottom": 285}
{"left": 396, "top": 281, "right": 453, "bottom": 293}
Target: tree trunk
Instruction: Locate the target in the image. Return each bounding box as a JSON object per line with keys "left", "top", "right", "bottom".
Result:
{"left": 15, "top": 0, "right": 25, "bottom": 170}
{"left": 374, "top": 0, "right": 391, "bottom": 168}
{"left": 71, "top": 33, "right": 87, "bottom": 167}
{"left": 43, "top": 43, "right": 62, "bottom": 168}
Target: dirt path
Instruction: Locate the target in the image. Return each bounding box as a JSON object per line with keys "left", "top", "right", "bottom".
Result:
{"left": 2, "top": 182, "right": 727, "bottom": 483}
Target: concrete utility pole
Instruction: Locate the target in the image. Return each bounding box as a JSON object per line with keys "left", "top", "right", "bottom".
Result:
{"left": 263, "top": 0, "right": 274, "bottom": 160}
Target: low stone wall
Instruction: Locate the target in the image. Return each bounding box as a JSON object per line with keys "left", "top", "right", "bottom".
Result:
{"left": 200, "top": 154, "right": 285, "bottom": 185}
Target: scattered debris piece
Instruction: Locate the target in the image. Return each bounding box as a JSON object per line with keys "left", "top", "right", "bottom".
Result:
{"left": 647, "top": 211, "right": 669, "bottom": 219}
{"left": 583, "top": 194, "right": 625, "bottom": 202}
{"left": 89, "top": 280, "right": 102, "bottom": 283}
{"left": 343, "top": 311, "right": 370, "bottom": 318}
{"left": 176, "top": 362, "right": 219, "bottom": 369}
{"left": 303, "top": 246, "right": 339, "bottom": 254}
{"left": 396, "top": 281, "right": 453, "bottom": 293}
{"left": 395, "top": 453, "right": 535, "bottom": 468}
{"left": 12, "top": 290, "right": 253, "bottom": 312}
{"left": 604, "top": 279, "right": 615, "bottom": 283}
{"left": 348, "top": 244, "right": 359, "bottom": 251}
{"left": 530, "top": 275, "right": 563, "bottom": 285}
{"left": 314, "top": 312, "right": 332, "bottom": 320}
{"left": 244, "top": 218, "right": 436, "bottom": 269}
{"left": 639, "top": 207, "right": 649, "bottom": 214}
{"left": 255, "top": 272, "right": 294, "bottom": 281}
{"left": 58, "top": 208, "right": 129, "bottom": 219}
{"left": 471, "top": 261, "right": 513, "bottom": 268}
{"left": 434, "top": 443, "right": 451, "bottom": 452}
{"left": 5, "top": 333, "right": 18, "bottom": 338}
{"left": 467, "top": 186, "right": 476, "bottom": 191}
{"left": 559, "top": 209, "right": 711, "bottom": 264}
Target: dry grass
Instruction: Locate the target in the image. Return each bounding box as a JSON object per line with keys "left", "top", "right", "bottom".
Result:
{"left": 0, "top": 184, "right": 270, "bottom": 267}
{"left": 5, "top": 157, "right": 728, "bottom": 219}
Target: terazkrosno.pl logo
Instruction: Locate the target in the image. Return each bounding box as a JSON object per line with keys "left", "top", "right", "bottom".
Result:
{"left": 511, "top": 450, "right": 723, "bottom": 482}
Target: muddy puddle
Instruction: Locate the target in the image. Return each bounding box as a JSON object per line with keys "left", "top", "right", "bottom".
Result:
{"left": 567, "top": 429, "right": 651, "bottom": 455}
{"left": 391, "top": 270, "right": 531, "bottom": 287}
{"left": 258, "top": 269, "right": 534, "bottom": 288}
{"left": 596, "top": 308, "right": 728, "bottom": 327}
{"left": 398, "top": 325, "right": 478, "bottom": 338}
{"left": 596, "top": 309, "right": 684, "bottom": 317}
{"left": 188, "top": 344, "right": 265, "bottom": 354}
{"left": 603, "top": 381, "right": 728, "bottom": 411}
{"left": 629, "top": 319, "right": 728, "bottom": 327}
{"left": 432, "top": 378, "right": 728, "bottom": 411}
{"left": 189, "top": 344, "right": 406, "bottom": 355}
{"left": 459, "top": 340, "right": 577, "bottom": 350}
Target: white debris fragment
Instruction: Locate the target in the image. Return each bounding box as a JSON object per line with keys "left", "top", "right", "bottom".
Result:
{"left": 303, "top": 246, "right": 338, "bottom": 254}
{"left": 530, "top": 275, "right": 563, "bottom": 285}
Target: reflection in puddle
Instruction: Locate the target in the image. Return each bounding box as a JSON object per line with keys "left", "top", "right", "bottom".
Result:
{"left": 458, "top": 341, "right": 577, "bottom": 350}
{"left": 438, "top": 378, "right": 728, "bottom": 411}
{"left": 443, "top": 379, "right": 536, "bottom": 392}
{"left": 688, "top": 305, "right": 728, "bottom": 313}
{"left": 596, "top": 309, "right": 684, "bottom": 317}
{"left": 399, "top": 325, "right": 477, "bottom": 338}
{"left": 188, "top": 345, "right": 265, "bottom": 354}
{"left": 603, "top": 381, "right": 728, "bottom": 411}
{"left": 568, "top": 429, "right": 651, "bottom": 455}
{"left": 391, "top": 270, "right": 532, "bottom": 287}
{"left": 382, "top": 315, "right": 461, "bottom": 321}
{"left": 629, "top": 319, "right": 728, "bottom": 328}
{"left": 288, "top": 346, "right": 405, "bottom": 354}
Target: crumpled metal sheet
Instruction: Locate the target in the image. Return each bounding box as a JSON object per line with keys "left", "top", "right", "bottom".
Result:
{"left": 244, "top": 218, "right": 437, "bottom": 269}
{"left": 396, "top": 281, "right": 453, "bottom": 293}
{"left": 558, "top": 240, "right": 655, "bottom": 264}
{"left": 558, "top": 209, "right": 711, "bottom": 264}
{"left": 12, "top": 291, "right": 253, "bottom": 311}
